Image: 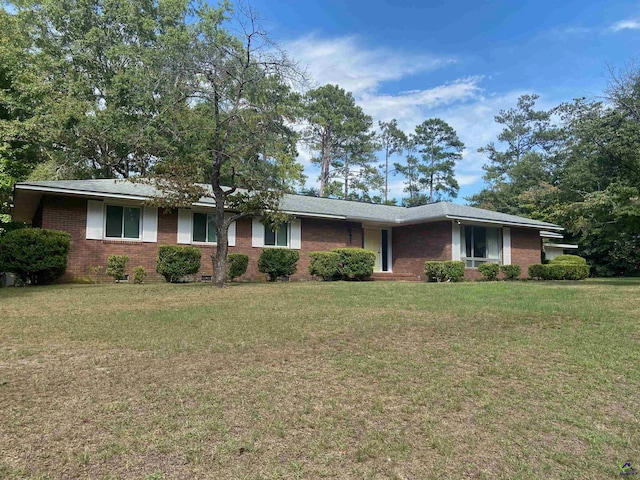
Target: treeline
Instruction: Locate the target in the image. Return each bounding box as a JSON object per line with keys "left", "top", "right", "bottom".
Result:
{"left": 468, "top": 78, "right": 640, "bottom": 277}
{"left": 1, "top": 2, "right": 639, "bottom": 276}
{"left": 0, "top": 2, "right": 465, "bottom": 214}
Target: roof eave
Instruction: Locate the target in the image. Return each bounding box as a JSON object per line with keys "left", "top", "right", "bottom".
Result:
{"left": 444, "top": 214, "right": 563, "bottom": 231}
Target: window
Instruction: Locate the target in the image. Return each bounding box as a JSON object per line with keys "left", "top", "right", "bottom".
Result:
{"left": 461, "top": 225, "right": 501, "bottom": 267}
{"left": 264, "top": 223, "right": 288, "bottom": 247}
{"left": 192, "top": 212, "right": 217, "bottom": 243}
{"left": 105, "top": 205, "right": 141, "bottom": 239}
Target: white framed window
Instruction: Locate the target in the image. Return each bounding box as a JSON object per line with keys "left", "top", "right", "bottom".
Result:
{"left": 461, "top": 225, "right": 501, "bottom": 267}
{"left": 264, "top": 223, "right": 289, "bottom": 247}
{"left": 192, "top": 212, "right": 217, "bottom": 243}
{"left": 251, "top": 217, "right": 301, "bottom": 249}
{"left": 105, "top": 205, "right": 141, "bottom": 240}
{"left": 177, "top": 209, "right": 236, "bottom": 246}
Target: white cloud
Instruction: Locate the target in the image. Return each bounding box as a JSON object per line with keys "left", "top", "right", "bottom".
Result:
{"left": 284, "top": 34, "right": 454, "bottom": 96}
{"left": 610, "top": 19, "right": 640, "bottom": 32}
{"left": 287, "top": 34, "right": 564, "bottom": 202}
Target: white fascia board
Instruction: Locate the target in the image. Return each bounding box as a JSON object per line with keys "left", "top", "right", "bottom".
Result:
{"left": 545, "top": 243, "right": 579, "bottom": 249}
{"left": 445, "top": 214, "right": 564, "bottom": 231}
{"left": 540, "top": 230, "right": 564, "bottom": 238}
{"left": 283, "top": 210, "right": 347, "bottom": 220}
{"left": 16, "top": 184, "right": 150, "bottom": 202}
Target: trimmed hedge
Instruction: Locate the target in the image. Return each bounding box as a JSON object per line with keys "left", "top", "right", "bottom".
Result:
{"left": 227, "top": 253, "right": 249, "bottom": 281}
{"left": 500, "top": 264, "right": 522, "bottom": 280}
{"left": 258, "top": 248, "right": 299, "bottom": 281}
{"left": 550, "top": 254, "right": 587, "bottom": 265}
{"left": 332, "top": 248, "right": 376, "bottom": 281}
{"left": 528, "top": 264, "right": 545, "bottom": 279}
{"left": 424, "top": 260, "right": 466, "bottom": 282}
{"left": 106, "top": 255, "right": 129, "bottom": 281}
{"left": 0, "top": 228, "right": 70, "bottom": 284}
{"left": 424, "top": 261, "right": 446, "bottom": 282}
{"left": 156, "top": 245, "right": 201, "bottom": 283}
{"left": 478, "top": 263, "right": 500, "bottom": 281}
{"left": 528, "top": 263, "right": 589, "bottom": 280}
{"left": 443, "top": 261, "right": 465, "bottom": 282}
{"left": 309, "top": 251, "right": 341, "bottom": 281}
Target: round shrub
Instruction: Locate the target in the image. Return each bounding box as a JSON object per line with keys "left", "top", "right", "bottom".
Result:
{"left": 309, "top": 251, "right": 341, "bottom": 281}
{"left": 500, "top": 264, "right": 522, "bottom": 280}
{"left": 478, "top": 263, "right": 500, "bottom": 281}
{"left": 550, "top": 254, "right": 587, "bottom": 265}
{"left": 156, "top": 245, "right": 201, "bottom": 283}
{"left": 132, "top": 266, "right": 147, "bottom": 284}
{"left": 0, "top": 228, "right": 70, "bottom": 284}
{"left": 227, "top": 253, "right": 249, "bottom": 281}
{"left": 443, "top": 261, "right": 465, "bottom": 282}
{"left": 258, "top": 248, "right": 299, "bottom": 281}
{"left": 424, "top": 261, "right": 446, "bottom": 282}
{"left": 528, "top": 264, "right": 545, "bottom": 279}
{"left": 332, "top": 248, "right": 376, "bottom": 281}
{"left": 106, "top": 255, "right": 129, "bottom": 282}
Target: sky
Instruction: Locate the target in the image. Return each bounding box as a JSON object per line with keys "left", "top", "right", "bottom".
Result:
{"left": 241, "top": 0, "right": 640, "bottom": 203}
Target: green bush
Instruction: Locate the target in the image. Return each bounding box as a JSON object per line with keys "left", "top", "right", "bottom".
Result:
{"left": 478, "top": 263, "right": 500, "bottom": 281}
{"left": 500, "top": 264, "right": 522, "bottom": 280}
{"left": 258, "top": 249, "right": 299, "bottom": 281}
{"left": 529, "top": 263, "right": 589, "bottom": 280}
{"left": 544, "top": 263, "right": 589, "bottom": 280}
{"left": 550, "top": 254, "right": 587, "bottom": 265}
{"left": 424, "top": 261, "right": 446, "bottom": 282}
{"left": 528, "top": 264, "right": 545, "bottom": 279}
{"left": 309, "top": 251, "right": 341, "bottom": 281}
{"left": 156, "top": 245, "right": 201, "bottom": 283}
{"left": 106, "top": 255, "right": 129, "bottom": 282}
{"left": 0, "top": 228, "right": 70, "bottom": 284}
{"left": 227, "top": 253, "right": 249, "bottom": 281}
{"left": 132, "top": 266, "right": 147, "bottom": 284}
{"left": 332, "top": 248, "right": 376, "bottom": 281}
{"left": 443, "top": 260, "right": 465, "bottom": 282}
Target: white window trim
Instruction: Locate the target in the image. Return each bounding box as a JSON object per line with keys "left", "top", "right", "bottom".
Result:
{"left": 263, "top": 223, "right": 290, "bottom": 248}
{"left": 179, "top": 208, "right": 236, "bottom": 246}
{"left": 460, "top": 224, "right": 502, "bottom": 268}
{"left": 191, "top": 211, "right": 218, "bottom": 245}
{"left": 103, "top": 203, "right": 143, "bottom": 241}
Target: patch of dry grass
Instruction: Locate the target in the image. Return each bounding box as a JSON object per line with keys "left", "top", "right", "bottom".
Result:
{"left": 0, "top": 279, "right": 639, "bottom": 478}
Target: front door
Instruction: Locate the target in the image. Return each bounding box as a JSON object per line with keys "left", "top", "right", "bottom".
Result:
{"left": 364, "top": 228, "right": 390, "bottom": 272}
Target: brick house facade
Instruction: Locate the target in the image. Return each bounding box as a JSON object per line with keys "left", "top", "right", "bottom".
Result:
{"left": 13, "top": 180, "right": 554, "bottom": 282}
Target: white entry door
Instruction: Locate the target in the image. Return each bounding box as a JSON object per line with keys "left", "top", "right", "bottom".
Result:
{"left": 364, "top": 228, "right": 393, "bottom": 273}
{"left": 364, "top": 229, "right": 382, "bottom": 272}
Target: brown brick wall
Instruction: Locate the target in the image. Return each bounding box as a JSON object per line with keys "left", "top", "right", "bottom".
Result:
{"left": 39, "top": 195, "right": 543, "bottom": 282}
{"left": 40, "top": 195, "right": 361, "bottom": 282}
{"left": 391, "top": 221, "right": 452, "bottom": 280}
{"left": 510, "top": 227, "right": 542, "bottom": 277}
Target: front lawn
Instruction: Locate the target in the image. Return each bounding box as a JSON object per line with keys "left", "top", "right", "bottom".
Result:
{"left": 1, "top": 279, "right": 638, "bottom": 478}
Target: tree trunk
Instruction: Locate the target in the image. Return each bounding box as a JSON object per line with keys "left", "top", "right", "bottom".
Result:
{"left": 211, "top": 188, "right": 228, "bottom": 288}
{"left": 319, "top": 130, "right": 331, "bottom": 197}
{"left": 384, "top": 147, "right": 389, "bottom": 203}
{"left": 344, "top": 154, "right": 349, "bottom": 199}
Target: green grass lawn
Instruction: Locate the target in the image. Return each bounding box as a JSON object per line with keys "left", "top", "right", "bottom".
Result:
{"left": 1, "top": 279, "right": 639, "bottom": 479}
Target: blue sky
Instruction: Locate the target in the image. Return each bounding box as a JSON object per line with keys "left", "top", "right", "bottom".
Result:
{"left": 246, "top": 0, "right": 640, "bottom": 203}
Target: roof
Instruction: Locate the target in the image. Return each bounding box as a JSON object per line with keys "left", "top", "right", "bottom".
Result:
{"left": 13, "top": 179, "right": 563, "bottom": 230}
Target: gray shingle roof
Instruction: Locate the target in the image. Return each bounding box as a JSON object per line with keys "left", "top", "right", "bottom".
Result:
{"left": 15, "top": 179, "right": 562, "bottom": 230}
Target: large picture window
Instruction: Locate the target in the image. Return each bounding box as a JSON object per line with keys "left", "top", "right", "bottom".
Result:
{"left": 105, "top": 205, "right": 141, "bottom": 239}
{"left": 461, "top": 225, "right": 501, "bottom": 267}
{"left": 264, "top": 223, "right": 288, "bottom": 247}
{"left": 192, "top": 212, "right": 217, "bottom": 243}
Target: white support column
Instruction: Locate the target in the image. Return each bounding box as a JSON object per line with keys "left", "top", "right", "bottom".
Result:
{"left": 451, "top": 221, "right": 461, "bottom": 261}
{"left": 503, "top": 227, "right": 512, "bottom": 265}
